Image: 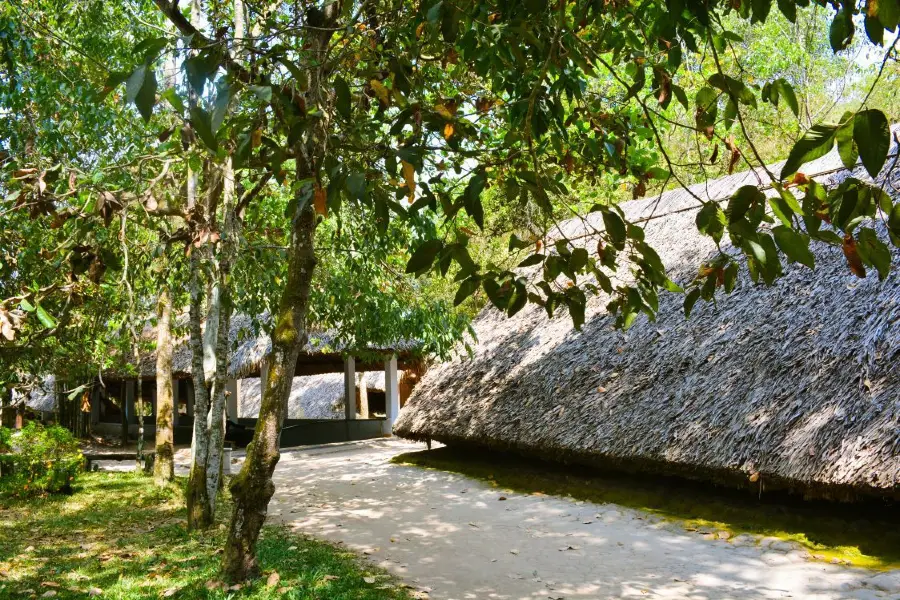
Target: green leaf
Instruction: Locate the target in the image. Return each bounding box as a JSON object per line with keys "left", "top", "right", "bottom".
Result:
{"left": 772, "top": 225, "right": 815, "bottom": 269}
{"left": 751, "top": 0, "right": 772, "bottom": 22}
{"left": 454, "top": 276, "right": 480, "bottom": 305}
{"left": 346, "top": 173, "right": 366, "bottom": 201}
{"left": 888, "top": 202, "right": 900, "bottom": 247}
{"left": 19, "top": 299, "right": 35, "bottom": 312}
{"left": 335, "top": 77, "right": 351, "bottom": 119}
{"left": 569, "top": 247, "right": 589, "bottom": 272}
{"left": 406, "top": 240, "right": 443, "bottom": 273}
{"left": 854, "top": 109, "right": 890, "bottom": 178}
{"left": 100, "top": 71, "right": 130, "bottom": 98}
{"left": 189, "top": 106, "right": 218, "bottom": 151}
{"left": 249, "top": 85, "right": 273, "bottom": 103}
{"left": 856, "top": 228, "right": 891, "bottom": 280}
{"left": 211, "top": 78, "right": 231, "bottom": 132}
{"left": 836, "top": 111, "right": 858, "bottom": 169}
{"left": 775, "top": 79, "right": 799, "bottom": 117}
{"left": 463, "top": 170, "right": 487, "bottom": 229}
{"left": 696, "top": 202, "right": 726, "bottom": 243}
{"left": 780, "top": 124, "right": 837, "bottom": 179}
{"left": 134, "top": 68, "right": 157, "bottom": 123}
{"left": 35, "top": 304, "right": 57, "bottom": 329}
{"left": 829, "top": 9, "right": 853, "bottom": 52}
{"left": 184, "top": 54, "right": 216, "bottom": 95}
{"left": 160, "top": 88, "right": 185, "bottom": 114}
{"left": 777, "top": 0, "right": 797, "bottom": 22}
{"left": 125, "top": 65, "right": 146, "bottom": 104}
{"left": 508, "top": 233, "right": 532, "bottom": 251}
{"left": 864, "top": 14, "right": 884, "bottom": 45}
{"left": 602, "top": 211, "right": 627, "bottom": 248}
{"left": 684, "top": 288, "right": 702, "bottom": 318}
{"left": 518, "top": 254, "right": 545, "bottom": 267}
{"left": 507, "top": 282, "right": 527, "bottom": 317}
{"left": 873, "top": 0, "right": 899, "bottom": 30}
{"left": 726, "top": 185, "right": 764, "bottom": 223}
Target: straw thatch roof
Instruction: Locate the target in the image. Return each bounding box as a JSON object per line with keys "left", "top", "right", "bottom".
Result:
{"left": 239, "top": 371, "right": 398, "bottom": 419}
{"left": 11, "top": 376, "right": 57, "bottom": 412}
{"left": 395, "top": 134, "right": 900, "bottom": 499}
{"left": 122, "top": 314, "right": 419, "bottom": 380}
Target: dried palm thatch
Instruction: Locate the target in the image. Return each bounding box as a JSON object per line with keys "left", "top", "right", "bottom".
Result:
{"left": 396, "top": 138, "right": 900, "bottom": 500}
{"left": 238, "top": 371, "right": 398, "bottom": 419}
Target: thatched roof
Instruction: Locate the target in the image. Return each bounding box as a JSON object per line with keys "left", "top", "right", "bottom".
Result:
{"left": 124, "top": 314, "right": 419, "bottom": 380}
{"left": 239, "top": 371, "right": 398, "bottom": 419}
{"left": 11, "top": 376, "right": 57, "bottom": 412}
{"left": 396, "top": 135, "right": 900, "bottom": 499}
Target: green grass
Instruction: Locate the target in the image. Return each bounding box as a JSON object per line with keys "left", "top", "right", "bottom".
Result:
{"left": 0, "top": 472, "right": 413, "bottom": 599}
{"left": 393, "top": 446, "right": 900, "bottom": 570}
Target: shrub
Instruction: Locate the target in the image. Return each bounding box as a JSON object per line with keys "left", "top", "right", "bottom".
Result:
{"left": 0, "top": 423, "right": 83, "bottom": 498}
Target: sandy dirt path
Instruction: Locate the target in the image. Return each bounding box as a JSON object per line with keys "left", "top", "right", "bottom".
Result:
{"left": 257, "top": 439, "right": 898, "bottom": 600}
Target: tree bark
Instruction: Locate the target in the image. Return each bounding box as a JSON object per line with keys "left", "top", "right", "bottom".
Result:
{"left": 223, "top": 202, "right": 317, "bottom": 582}
{"left": 120, "top": 383, "right": 128, "bottom": 446}
{"left": 186, "top": 245, "right": 213, "bottom": 527}
{"left": 154, "top": 284, "right": 175, "bottom": 484}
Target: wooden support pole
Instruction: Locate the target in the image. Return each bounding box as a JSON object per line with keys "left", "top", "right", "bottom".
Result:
{"left": 383, "top": 355, "right": 399, "bottom": 435}
{"left": 344, "top": 356, "right": 356, "bottom": 420}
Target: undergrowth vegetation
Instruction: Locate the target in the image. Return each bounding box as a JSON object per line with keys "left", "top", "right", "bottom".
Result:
{"left": 0, "top": 471, "right": 413, "bottom": 599}
{"left": 394, "top": 445, "right": 900, "bottom": 570}
{"left": 0, "top": 423, "right": 83, "bottom": 498}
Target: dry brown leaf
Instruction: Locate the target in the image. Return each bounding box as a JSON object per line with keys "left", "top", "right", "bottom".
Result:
{"left": 401, "top": 160, "right": 416, "bottom": 202}
{"left": 88, "top": 588, "right": 103, "bottom": 596}
{"left": 41, "top": 582, "right": 61, "bottom": 588}
{"left": 161, "top": 587, "right": 179, "bottom": 597}
{"left": 369, "top": 79, "right": 389, "bottom": 106}
{"left": 363, "top": 576, "right": 377, "bottom": 584}
{"left": 322, "top": 575, "right": 339, "bottom": 582}
{"left": 266, "top": 571, "right": 281, "bottom": 587}
{"left": 313, "top": 184, "right": 327, "bottom": 217}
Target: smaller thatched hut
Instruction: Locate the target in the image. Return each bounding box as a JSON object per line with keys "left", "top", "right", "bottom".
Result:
{"left": 85, "top": 314, "right": 421, "bottom": 445}
{"left": 396, "top": 135, "right": 900, "bottom": 500}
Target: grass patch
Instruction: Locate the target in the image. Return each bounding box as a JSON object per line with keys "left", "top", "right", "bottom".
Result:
{"left": 393, "top": 445, "right": 900, "bottom": 570}
{"left": 0, "top": 472, "right": 412, "bottom": 599}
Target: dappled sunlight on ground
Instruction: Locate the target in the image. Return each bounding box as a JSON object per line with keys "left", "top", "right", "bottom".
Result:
{"left": 262, "top": 440, "right": 898, "bottom": 600}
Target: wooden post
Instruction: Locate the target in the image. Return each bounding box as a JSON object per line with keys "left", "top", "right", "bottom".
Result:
{"left": 383, "top": 355, "right": 399, "bottom": 435}
{"left": 344, "top": 356, "right": 356, "bottom": 420}
{"left": 357, "top": 372, "right": 369, "bottom": 418}
{"left": 225, "top": 379, "right": 239, "bottom": 420}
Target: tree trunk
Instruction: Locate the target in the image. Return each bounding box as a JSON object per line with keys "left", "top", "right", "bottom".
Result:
{"left": 223, "top": 202, "right": 317, "bottom": 582}
{"left": 186, "top": 246, "right": 213, "bottom": 528}
{"left": 154, "top": 284, "right": 175, "bottom": 484}
{"left": 120, "top": 383, "right": 128, "bottom": 446}
{"left": 15, "top": 400, "right": 24, "bottom": 429}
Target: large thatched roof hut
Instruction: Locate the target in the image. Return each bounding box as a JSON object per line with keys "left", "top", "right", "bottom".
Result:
{"left": 395, "top": 138, "right": 900, "bottom": 500}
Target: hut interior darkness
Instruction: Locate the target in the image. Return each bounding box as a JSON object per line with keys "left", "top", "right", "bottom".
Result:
{"left": 395, "top": 136, "right": 900, "bottom": 501}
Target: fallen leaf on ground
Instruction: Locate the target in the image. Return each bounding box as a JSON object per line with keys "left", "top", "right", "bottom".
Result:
{"left": 364, "top": 576, "right": 377, "bottom": 584}
{"left": 322, "top": 575, "right": 339, "bottom": 582}
{"left": 161, "top": 587, "right": 179, "bottom": 597}
{"left": 88, "top": 588, "right": 103, "bottom": 596}
{"left": 41, "top": 582, "right": 61, "bottom": 588}
{"left": 498, "top": 496, "right": 507, "bottom": 501}
{"left": 41, "top": 592, "right": 57, "bottom": 598}
{"left": 266, "top": 571, "right": 280, "bottom": 587}
{"left": 228, "top": 584, "right": 242, "bottom": 591}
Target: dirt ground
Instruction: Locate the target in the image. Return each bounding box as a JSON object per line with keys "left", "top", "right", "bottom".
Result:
{"left": 258, "top": 439, "right": 899, "bottom": 600}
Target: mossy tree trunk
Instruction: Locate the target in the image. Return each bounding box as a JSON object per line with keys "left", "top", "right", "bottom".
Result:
{"left": 154, "top": 283, "right": 175, "bottom": 484}
{"left": 223, "top": 202, "right": 316, "bottom": 582}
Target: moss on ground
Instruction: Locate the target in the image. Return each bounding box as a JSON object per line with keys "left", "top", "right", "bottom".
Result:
{"left": 393, "top": 445, "right": 900, "bottom": 570}
{"left": 0, "top": 472, "right": 412, "bottom": 599}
